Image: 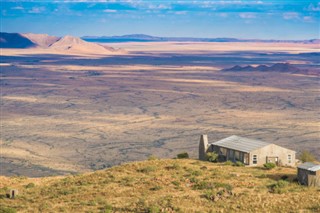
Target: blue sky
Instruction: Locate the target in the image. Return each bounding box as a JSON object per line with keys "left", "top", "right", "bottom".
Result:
{"left": 1, "top": 0, "right": 319, "bottom": 39}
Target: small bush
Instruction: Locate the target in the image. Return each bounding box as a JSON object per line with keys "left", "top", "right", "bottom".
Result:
{"left": 206, "top": 152, "right": 218, "bottom": 162}
{"left": 191, "top": 170, "right": 202, "bottom": 176}
{"left": 103, "top": 204, "right": 113, "bottom": 213}
{"left": 148, "top": 155, "right": 158, "bottom": 161}
{"left": 177, "top": 152, "right": 189, "bottom": 159}
{"left": 166, "top": 163, "right": 181, "bottom": 170}
{"left": 214, "top": 182, "right": 233, "bottom": 191}
{"left": 299, "top": 150, "right": 316, "bottom": 163}
{"left": 0, "top": 206, "right": 16, "bottom": 213}
{"left": 193, "top": 181, "right": 214, "bottom": 190}
{"left": 147, "top": 205, "right": 161, "bottom": 213}
{"left": 233, "top": 161, "right": 245, "bottom": 167}
{"left": 138, "top": 166, "right": 156, "bottom": 174}
{"left": 150, "top": 185, "right": 162, "bottom": 191}
{"left": 269, "top": 180, "right": 289, "bottom": 194}
{"left": 264, "top": 162, "right": 276, "bottom": 170}
{"left": 172, "top": 181, "right": 180, "bottom": 186}
{"left": 224, "top": 161, "right": 233, "bottom": 166}
{"left": 25, "top": 183, "right": 35, "bottom": 188}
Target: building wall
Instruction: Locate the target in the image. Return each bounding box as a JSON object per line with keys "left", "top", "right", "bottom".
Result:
{"left": 297, "top": 168, "right": 308, "bottom": 185}
{"left": 249, "top": 144, "right": 296, "bottom": 167}
{"left": 211, "top": 145, "right": 249, "bottom": 164}
{"left": 298, "top": 168, "right": 320, "bottom": 187}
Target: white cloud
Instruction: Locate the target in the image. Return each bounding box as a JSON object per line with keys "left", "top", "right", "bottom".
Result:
{"left": 217, "top": 13, "right": 228, "bottom": 18}
{"left": 29, "top": 7, "right": 46, "bottom": 14}
{"left": 103, "top": 9, "right": 117, "bottom": 13}
{"left": 283, "top": 12, "right": 299, "bottom": 20}
{"left": 303, "top": 16, "right": 314, "bottom": 22}
{"left": 148, "top": 4, "right": 171, "bottom": 10}
{"left": 175, "top": 11, "right": 187, "bottom": 15}
{"left": 239, "top": 13, "right": 256, "bottom": 19}
{"left": 11, "top": 6, "right": 24, "bottom": 10}
{"left": 307, "top": 3, "right": 320, "bottom": 12}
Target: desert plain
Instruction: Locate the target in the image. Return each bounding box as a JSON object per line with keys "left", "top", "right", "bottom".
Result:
{"left": 0, "top": 42, "right": 319, "bottom": 176}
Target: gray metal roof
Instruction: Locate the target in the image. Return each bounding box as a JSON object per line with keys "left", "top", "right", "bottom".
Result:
{"left": 297, "top": 162, "right": 320, "bottom": 171}
{"left": 210, "top": 135, "right": 270, "bottom": 153}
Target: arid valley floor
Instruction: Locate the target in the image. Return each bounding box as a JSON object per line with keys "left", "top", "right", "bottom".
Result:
{"left": 1, "top": 42, "right": 319, "bottom": 176}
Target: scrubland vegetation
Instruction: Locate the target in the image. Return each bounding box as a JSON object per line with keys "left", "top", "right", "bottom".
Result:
{"left": 1, "top": 159, "right": 319, "bottom": 212}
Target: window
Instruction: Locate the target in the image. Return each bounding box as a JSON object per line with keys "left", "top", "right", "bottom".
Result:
{"left": 288, "top": 155, "right": 292, "bottom": 163}
{"left": 219, "top": 147, "right": 227, "bottom": 155}
{"left": 253, "top": 155, "right": 258, "bottom": 164}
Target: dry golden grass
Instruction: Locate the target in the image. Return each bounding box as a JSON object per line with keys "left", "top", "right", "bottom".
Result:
{"left": 0, "top": 159, "right": 319, "bottom": 212}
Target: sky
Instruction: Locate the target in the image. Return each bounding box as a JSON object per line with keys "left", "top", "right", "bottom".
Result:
{"left": 1, "top": 0, "right": 319, "bottom": 39}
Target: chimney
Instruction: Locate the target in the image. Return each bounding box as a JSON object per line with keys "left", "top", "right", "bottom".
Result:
{"left": 199, "top": 134, "right": 209, "bottom": 161}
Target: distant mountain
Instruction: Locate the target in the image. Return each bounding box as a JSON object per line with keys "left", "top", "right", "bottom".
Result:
{"left": 22, "top": 33, "right": 59, "bottom": 48}
{"left": 0, "top": 32, "right": 124, "bottom": 54}
{"left": 222, "top": 63, "right": 302, "bottom": 73}
{"left": 49, "top": 35, "right": 118, "bottom": 53}
{"left": 0, "top": 32, "right": 36, "bottom": 48}
{"left": 83, "top": 34, "right": 320, "bottom": 43}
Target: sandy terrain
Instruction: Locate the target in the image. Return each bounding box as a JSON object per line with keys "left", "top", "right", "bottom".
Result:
{"left": 0, "top": 42, "right": 319, "bottom": 176}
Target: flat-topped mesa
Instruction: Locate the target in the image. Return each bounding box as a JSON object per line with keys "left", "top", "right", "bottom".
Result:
{"left": 222, "top": 63, "right": 301, "bottom": 73}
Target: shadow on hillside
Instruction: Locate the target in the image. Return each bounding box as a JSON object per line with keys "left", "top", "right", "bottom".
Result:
{"left": 1, "top": 51, "right": 317, "bottom": 68}
{"left": 265, "top": 173, "right": 297, "bottom": 182}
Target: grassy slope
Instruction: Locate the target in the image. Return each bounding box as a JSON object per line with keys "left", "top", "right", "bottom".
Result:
{"left": 0, "top": 159, "right": 319, "bottom": 213}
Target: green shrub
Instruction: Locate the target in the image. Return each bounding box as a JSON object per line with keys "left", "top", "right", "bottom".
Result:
{"left": 103, "top": 203, "right": 113, "bottom": 213}
{"left": 269, "top": 180, "right": 289, "bottom": 194}
{"left": 193, "top": 181, "right": 214, "bottom": 190}
{"left": 233, "top": 161, "right": 245, "bottom": 167}
{"left": 191, "top": 170, "right": 202, "bottom": 176}
{"left": 264, "top": 162, "right": 276, "bottom": 170}
{"left": 147, "top": 205, "right": 161, "bottom": 213}
{"left": 177, "top": 152, "right": 189, "bottom": 159}
{"left": 150, "top": 185, "right": 162, "bottom": 191}
{"left": 172, "top": 181, "right": 180, "bottom": 186}
{"left": 0, "top": 206, "right": 16, "bottom": 213}
{"left": 206, "top": 152, "right": 218, "bottom": 162}
{"left": 138, "top": 166, "right": 156, "bottom": 174}
{"left": 166, "top": 163, "right": 181, "bottom": 170}
{"left": 224, "top": 160, "right": 233, "bottom": 166}
{"left": 214, "top": 182, "right": 233, "bottom": 191}
{"left": 299, "top": 150, "right": 316, "bottom": 163}
{"left": 25, "top": 183, "right": 36, "bottom": 188}
{"left": 148, "top": 155, "right": 158, "bottom": 161}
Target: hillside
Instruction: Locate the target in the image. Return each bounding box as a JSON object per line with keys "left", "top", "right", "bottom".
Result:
{"left": 0, "top": 32, "right": 124, "bottom": 54}
{"left": 22, "top": 33, "right": 59, "bottom": 48}
{"left": 1, "top": 159, "right": 319, "bottom": 212}
{"left": 0, "top": 32, "right": 36, "bottom": 48}
{"left": 49, "top": 35, "right": 118, "bottom": 53}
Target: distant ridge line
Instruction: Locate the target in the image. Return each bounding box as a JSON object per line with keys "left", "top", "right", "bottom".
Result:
{"left": 82, "top": 34, "right": 320, "bottom": 44}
